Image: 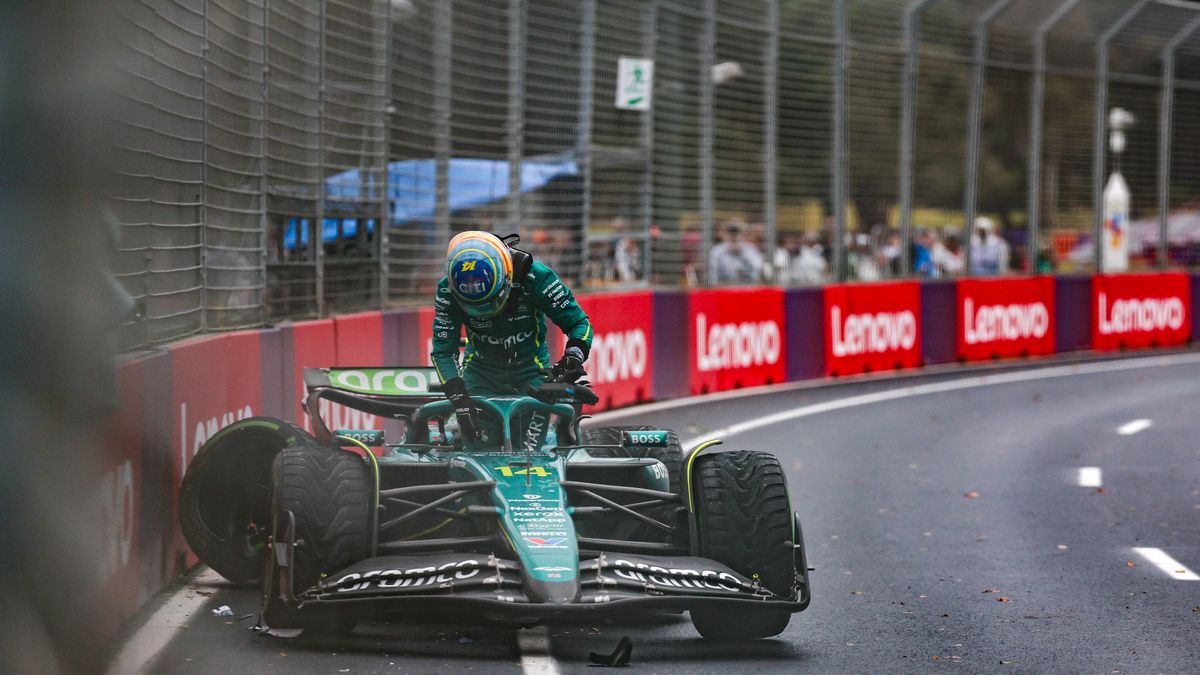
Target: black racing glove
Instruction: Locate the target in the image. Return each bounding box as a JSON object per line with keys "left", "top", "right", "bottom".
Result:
{"left": 550, "top": 341, "right": 588, "bottom": 383}
{"left": 442, "top": 377, "right": 481, "bottom": 443}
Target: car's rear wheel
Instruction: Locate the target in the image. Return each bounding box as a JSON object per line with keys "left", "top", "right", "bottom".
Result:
{"left": 582, "top": 425, "right": 685, "bottom": 543}
{"left": 582, "top": 425, "right": 682, "bottom": 494}
{"left": 262, "top": 445, "right": 370, "bottom": 634}
{"left": 689, "top": 451, "right": 796, "bottom": 640}
{"left": 179, "top": 417, "right": 316, "bottom": 584}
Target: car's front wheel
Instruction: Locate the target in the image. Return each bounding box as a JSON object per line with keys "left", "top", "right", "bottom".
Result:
{"left": 262, "top": 445, "right": 370, "bottom": 634}
{"left": 689, "top": 450, "right": 796, "bottom": 640}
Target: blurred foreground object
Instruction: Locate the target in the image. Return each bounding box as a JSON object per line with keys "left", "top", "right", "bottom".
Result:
{"left": 0, "top": 1, "right": 126, "bottom": 672}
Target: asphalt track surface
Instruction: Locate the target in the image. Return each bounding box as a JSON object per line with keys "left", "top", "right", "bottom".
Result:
{"left": 128, "top": 353, "right": 1200, "bottom": 674}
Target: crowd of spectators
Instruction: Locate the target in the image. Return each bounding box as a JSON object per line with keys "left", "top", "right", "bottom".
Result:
{"left": 541, "top": 214, "right": 1032, "bottom": 288}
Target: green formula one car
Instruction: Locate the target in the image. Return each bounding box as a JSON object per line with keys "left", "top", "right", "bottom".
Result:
{"left": 180, "top": 366, "right": 811, "bottom": 639}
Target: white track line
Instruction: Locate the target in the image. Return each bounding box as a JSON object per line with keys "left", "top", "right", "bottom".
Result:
{"left": 107, "top": 568, "right": 225, "bottom": 675}
{"left": 681, "top": 356, "right": 1200, "bottom": 451}
{"left": 518, "top": 626, "right": 561, "bottom": 675}
{"left": 589, "top": 352, "right": 1200, "bottom": 425}
{"left": 1132, "top": 547, "right": 1200, "bottom": 581}
{"left": 1117, "top": 418, "right": 1153, "bottom": 435}
{"left": 1078, "top": 467, "right": 1103, "bottom": 488}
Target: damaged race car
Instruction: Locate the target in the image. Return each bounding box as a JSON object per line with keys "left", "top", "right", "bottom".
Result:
{"left": 179, "top": 366, "right": 811, "bottom": 640}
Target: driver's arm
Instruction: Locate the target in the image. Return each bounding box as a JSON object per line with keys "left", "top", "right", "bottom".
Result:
{"left": 530, "top": 263, "right": 592, "bottom": 358}
{"left": 430, "top": 279, "right": 465, "bottom": 383}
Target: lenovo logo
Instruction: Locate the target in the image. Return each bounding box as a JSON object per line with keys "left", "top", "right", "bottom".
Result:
{"left": 695, "top": 313, "right": 782, "bottom": 372}
{"left": 830, "top": 306, "right": 917, "bottom": 357}
{"left": 1097, "top": 293, "right": 1185, "bottom": 335}
{"left": 590, "top": 328, "right": 648, "bottom": 384}
{"left": 963, "top": 299, "right": 1050, "bottom": 344}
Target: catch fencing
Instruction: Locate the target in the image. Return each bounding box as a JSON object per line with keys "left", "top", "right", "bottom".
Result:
{"left": 111, "top": 0, "right": 1200, "bottom": 350}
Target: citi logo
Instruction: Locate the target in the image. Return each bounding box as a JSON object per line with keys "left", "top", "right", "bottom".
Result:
{"left": 590, "top": 328, "right": 648, "bottom": 384}
{"left": 830, "top": 306, "right": 917, "bottom": 357}
{"left": 1097, "top": 293, "right": 1185, "bottom": 334}
{"left": 695, "top": 313, "right": 781, "bottom": 372}
{"left": 963, "top": 299, "right": 1049, "bottom": 344}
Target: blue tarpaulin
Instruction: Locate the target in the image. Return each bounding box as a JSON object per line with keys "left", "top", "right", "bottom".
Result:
{"left": 285, "top": 158, "right": 578, "bottom": 249}
{"left": 325, "top": 158, "right": 579, "bottom": 224}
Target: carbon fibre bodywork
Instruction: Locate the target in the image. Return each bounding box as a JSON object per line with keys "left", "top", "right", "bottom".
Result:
{"left": 262, "top": 367, "right": 810, "bottom": 626}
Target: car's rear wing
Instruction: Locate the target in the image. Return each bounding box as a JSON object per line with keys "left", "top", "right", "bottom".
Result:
{"left": 303, "top": 367, "right": 444, "bottom": 445}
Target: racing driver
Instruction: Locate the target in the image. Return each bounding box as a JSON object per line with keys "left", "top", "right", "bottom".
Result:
{"left": 431, "top": 230, "right": 593, "bottom": 447}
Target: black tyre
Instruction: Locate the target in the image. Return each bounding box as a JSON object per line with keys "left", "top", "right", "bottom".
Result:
{"left": 262, "top": 445, "right": 371, "bottom": 634}
{"left": 689, "top": 451, "right": 796, "bottom": 640}
{"left": 179, "top": 417, "right": 316, "bottom": 584}
{"left": 583, "top": 425, "right": 685, "bottom": 543}
{"left": 582, "top": 425, "right": 682, "bottom": 495}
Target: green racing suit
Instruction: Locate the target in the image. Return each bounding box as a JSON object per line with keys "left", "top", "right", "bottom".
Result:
{"left": 431, "top": 260, "right": 593, "bottom": 396}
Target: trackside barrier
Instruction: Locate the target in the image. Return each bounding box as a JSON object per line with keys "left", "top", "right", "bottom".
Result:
{"left": 956, "top": 277, "right": 1055, "bottom": 362}
{"left": 688, "top": 288, "right": 787, "bottom": 394}
{"left": 824, "top": 281, "right": 922, "bottom": 377}
{"left": 102, "top": 272, "right": 1198, "bottom": 648}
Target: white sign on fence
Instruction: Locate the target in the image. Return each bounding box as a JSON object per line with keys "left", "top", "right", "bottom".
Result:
{"left": 615, "top": 57, "right": 653, "bottom": 111}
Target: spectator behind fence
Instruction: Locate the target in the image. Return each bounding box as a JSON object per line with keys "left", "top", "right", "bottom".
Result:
{"left": 709, "top": 220, "right": 764, "bottom": 285}
{"left": 614, "top": 236, "right": 642, "bottom": 283}
{"left": 970, "top": 216, "right": 1009, "bottom": 276}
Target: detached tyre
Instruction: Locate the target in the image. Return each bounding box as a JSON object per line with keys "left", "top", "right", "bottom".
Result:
{"left": 180, "top": 417, "right": 317, "bottom": 584}
{"left": 263, "top": 445, "right": 371, "bottom": 634}
{"left": 690, "top": 451, "right": 796, "bottom": 640}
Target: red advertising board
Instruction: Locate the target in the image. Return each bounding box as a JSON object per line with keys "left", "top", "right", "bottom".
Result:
{"left": 171, "top": 331, "right": 263, "bottom": 565}
{"left": 824, "top": 282, "right": 921, "bottom": 376}
{"left": 957, "top": 277, "right": 1055, "bottom": 361}
{"left": 1092, "top": 272, "right": 1191, "bottom": 350}
{"left": 334, "top": 311, "right": 383, "bottom": 366}
{"left": 289, "top": 319, "right": 382, "bottom": 436}
{"left": 688, "top": 288, "right": 787, "bottom": 394}
{"left": 98, "top": 359, "right": 146, "bottom": 637}
{"left": 577, "top": 291, "right": 654, "bottom": 409}
{"left": 417, "top": 307, "right": 437, "bottom": 367}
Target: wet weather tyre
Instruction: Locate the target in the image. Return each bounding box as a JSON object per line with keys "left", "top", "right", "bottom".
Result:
{"left": 583, "top": 426, "right": 685, "bottom": 543}
{"left": 179, "top": 417, "right": 317, "bottom": 585}
{"left": 262, "top": 445, "right": 370, "bottom": 634}
{"left": 582, "top": 425, "right": 682, "bottom": 494}
{"left": 689, "top": 451, "right": 796, "bottom": 640}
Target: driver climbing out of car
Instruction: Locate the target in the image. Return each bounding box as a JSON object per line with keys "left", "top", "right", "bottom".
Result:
{"left": 431, "top": 230, "right": 593, "bottom": 449}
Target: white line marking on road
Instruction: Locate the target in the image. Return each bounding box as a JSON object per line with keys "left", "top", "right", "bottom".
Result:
{"left": 1078, "top": 467, "right": 1103, "bottom": 487}
{"left": 518, "top": 626, "right": 561, "bottom": 675}
{"left": 107, "top": 567, "right": 226, "bottom": 675}
{"left": 680, "top": 356, "right": 1200, "bottom": 450}
{"left": 1117, "top": 418, "right": 1153, "bottom": 435}
{"left": 588, "top": 352, "right": 1200, "bottom": 425}
{"left": 1132, "top": 547, "right": 1200, "bottom": 581}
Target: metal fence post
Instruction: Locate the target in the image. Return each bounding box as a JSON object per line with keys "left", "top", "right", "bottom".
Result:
{"left": 433, "top": 0, "right": 452, "bottom": 253}
{"left": 577, "top": 0, "right": 596, "bottom": 283}
{"left": 764, "top": 0, "right": 779, "bottom": 282}
{"left": 1158, "top": 14, "right": 1200, "bottom": 270}
{"left": 1092, "top": 0, "right": 1148, "bottom": 273}
{"left": 831, "top": 0, "right": 847, "bottom": 282}
{"left": 962, "top": 0, "right": 1013, "bottom": 278}
{"left": 507, "top": 0, "right": 526, "bottom": 233}
{"left": 315, "top": 0, "right": 327, "bottom": 317}
{"left": 200, "top": 0, "right": 210, "bottom": 330}
{"left": 641, "top": 1, "right": 658, "bottom": 284}
{"left": 897, "top": 0, "right": 937, "bottom": 278}
{"left": 700, "top": 0, "right": 715, "bottom": 283}
{"left": 260, "top": 0, "right": 271, "bottom": 323}
{"left": 1027, "top": 0, "right": 1080, "bottom": 277}
{"left": 379, "top": 0, "right": 393, "bottom": 307}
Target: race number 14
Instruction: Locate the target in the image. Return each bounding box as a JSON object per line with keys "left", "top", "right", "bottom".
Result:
{"left": 496, "top": 466, "right": 551, "bottom": 478}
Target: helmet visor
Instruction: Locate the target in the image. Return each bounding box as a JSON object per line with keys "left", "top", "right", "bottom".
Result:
{"left": 458, "top": 280, "right": 511, "bottom": 318}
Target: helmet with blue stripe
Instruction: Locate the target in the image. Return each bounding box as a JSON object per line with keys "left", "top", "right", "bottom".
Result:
{"left": 446, "top": 231, "right": 515, "bottom": 318}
